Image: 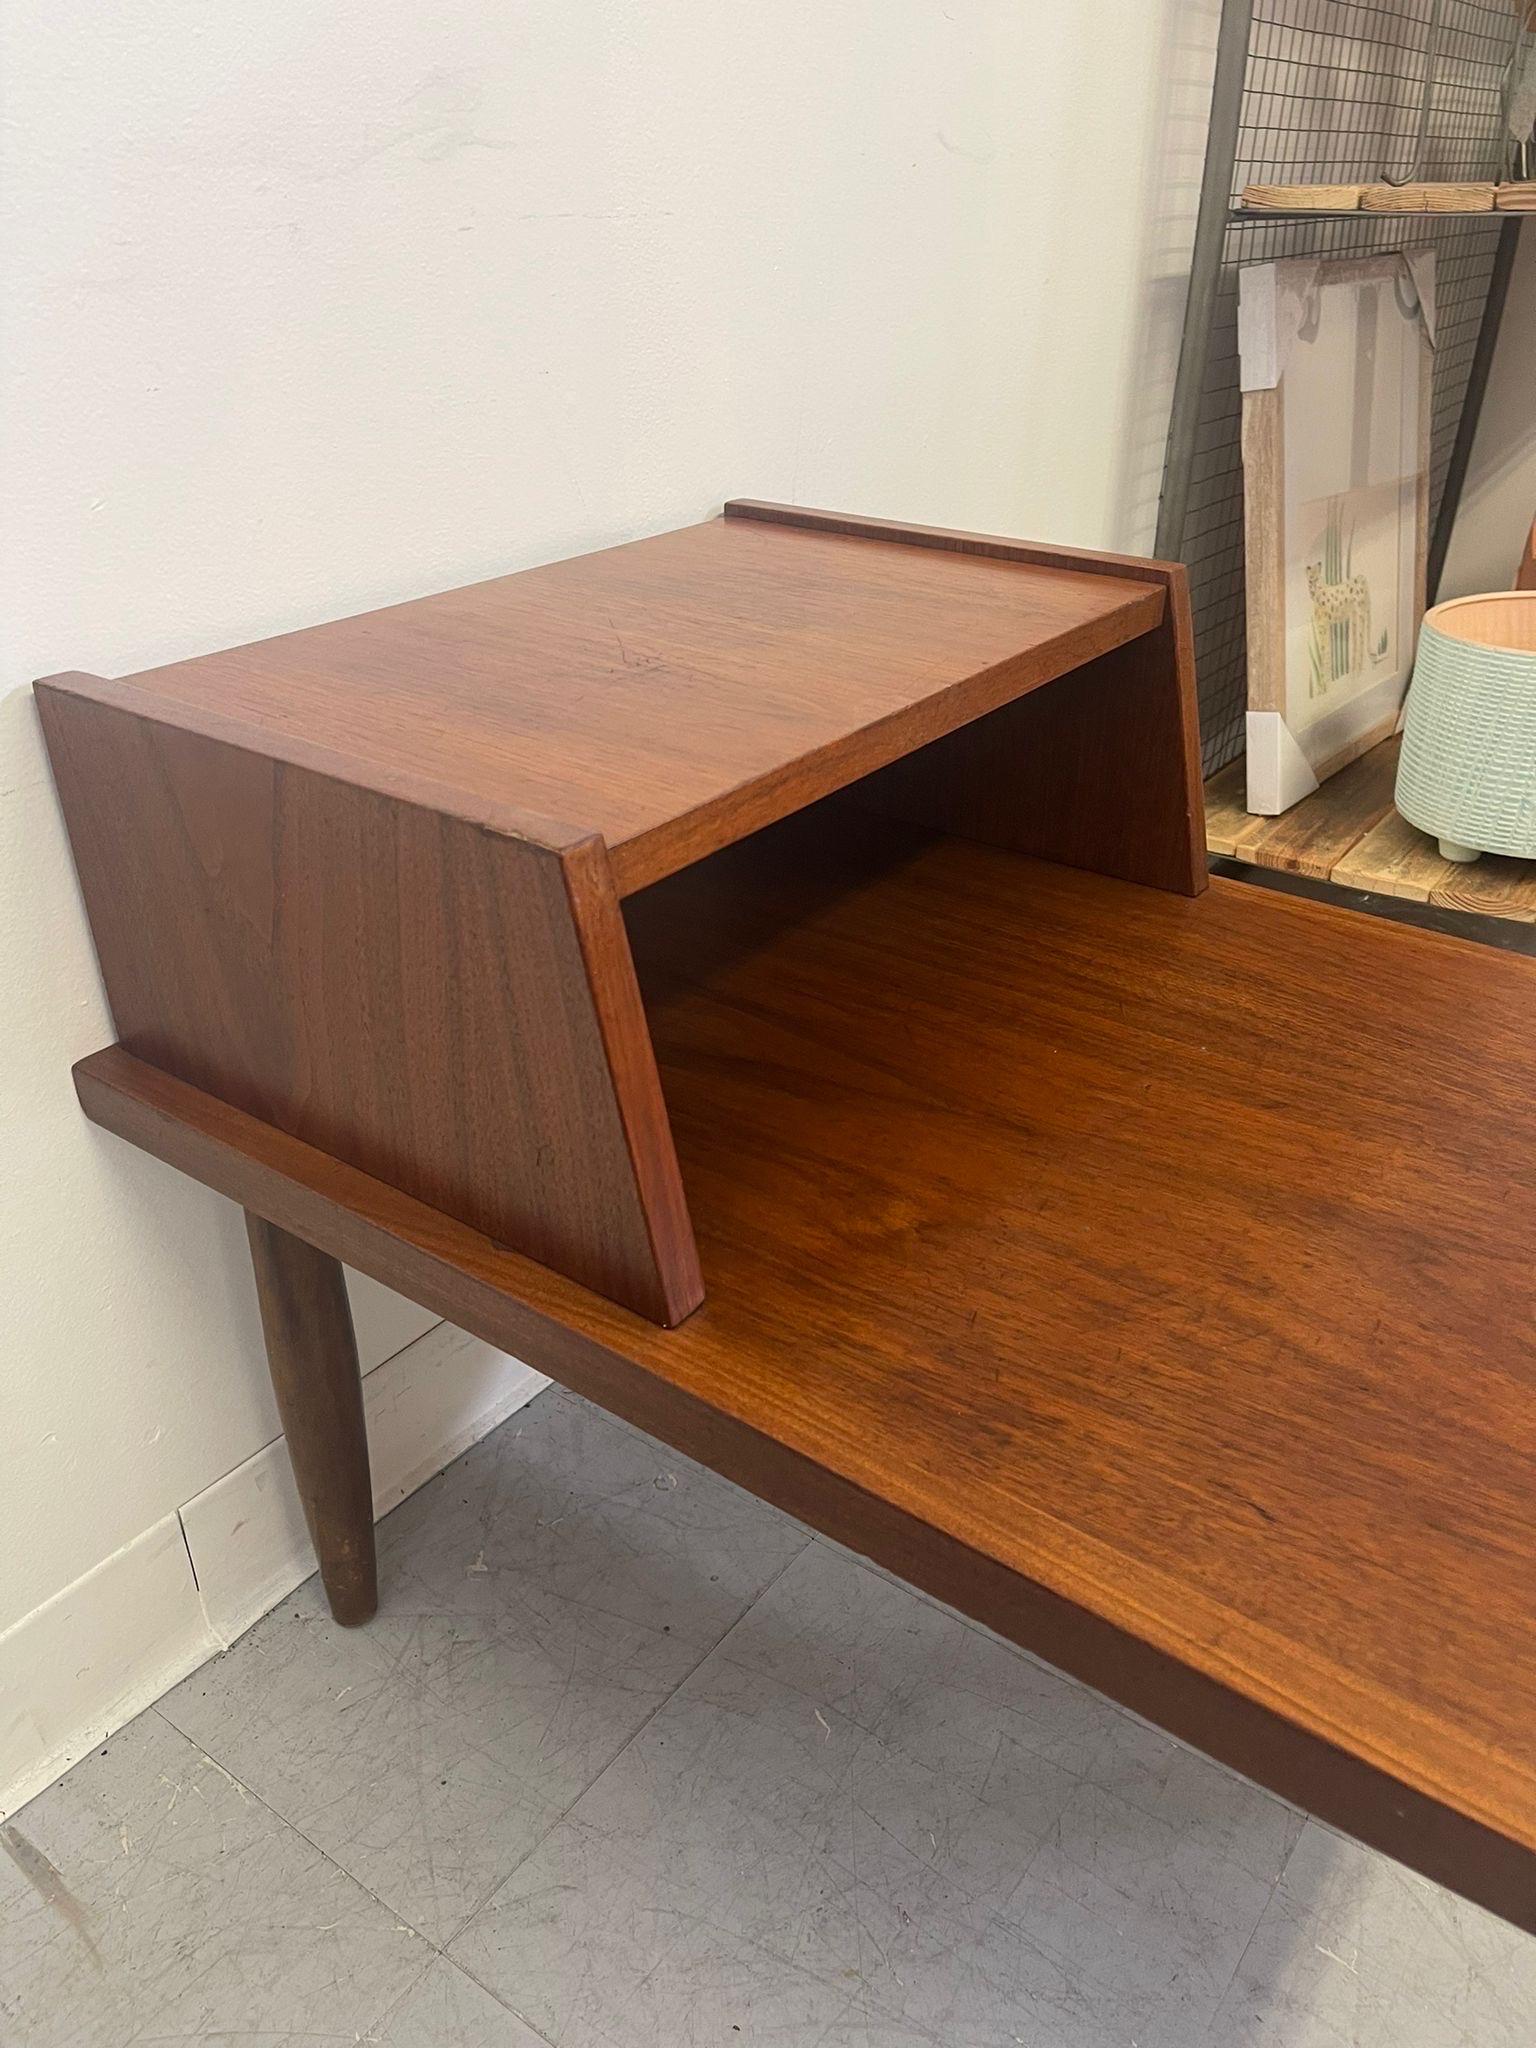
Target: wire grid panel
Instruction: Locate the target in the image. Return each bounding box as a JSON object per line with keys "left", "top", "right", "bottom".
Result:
{"left": 1188, "top": 0, "right": 1516, "bottom": 774}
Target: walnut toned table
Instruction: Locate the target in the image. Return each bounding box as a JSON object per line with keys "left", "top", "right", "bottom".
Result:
{"left": 36, "top": 502, "right": 1536, "bottom": 1936}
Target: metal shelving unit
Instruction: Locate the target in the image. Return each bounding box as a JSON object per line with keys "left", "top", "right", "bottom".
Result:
{"left": 1158, "top": 0, "right": 1526, "bottom": 774}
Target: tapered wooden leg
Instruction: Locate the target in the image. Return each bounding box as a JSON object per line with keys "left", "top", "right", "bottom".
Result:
{"left": 244, "top": 1213, "right": 377, "bottom": 1625}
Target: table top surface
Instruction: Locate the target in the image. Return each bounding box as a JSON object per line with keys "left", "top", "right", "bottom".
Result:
{"left": 85, "top": 513, "right": 1163, "bottom": 890}
{"left": 80, "top": 822, "right": 1536, "bottom": 1888}
{"left": 615, "top": 828, "right": 1536, "bottom": 1866}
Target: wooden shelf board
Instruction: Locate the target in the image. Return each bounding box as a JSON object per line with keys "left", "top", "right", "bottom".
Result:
{"left": 1206, "top": 735, "right": 1536, "bottom": 923}
{"left": 73, "top": 825, "right": 1536, "bottom": 1930}
{"left": 1230, "top": 207, "right": 1512, "bottom": 225}
{"left": 46, "top": 509, "right": 1163, "bottom": 895}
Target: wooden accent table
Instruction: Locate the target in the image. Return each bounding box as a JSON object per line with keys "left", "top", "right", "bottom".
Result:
{"left": 36, "top": 504, "right": 1536, "bottom": 1937}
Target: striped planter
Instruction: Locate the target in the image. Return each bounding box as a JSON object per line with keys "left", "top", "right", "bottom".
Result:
{"left": 1396, "top": 592, "right": 1536, "bottom": 864}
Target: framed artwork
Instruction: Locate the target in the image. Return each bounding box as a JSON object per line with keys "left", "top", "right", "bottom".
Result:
{"left": 1239, "top": 253, "right": 1433, "bottom": 814}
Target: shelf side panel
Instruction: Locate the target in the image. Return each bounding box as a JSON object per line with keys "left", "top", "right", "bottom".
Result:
{"left": 36, "top": 680, "right": 701, "bottom": 1325}
{"left": 860, "top": 594, "right": 1206, "bottom": 894}
{"left": 728, "top": 500, "right": 1205, "bottom": 895}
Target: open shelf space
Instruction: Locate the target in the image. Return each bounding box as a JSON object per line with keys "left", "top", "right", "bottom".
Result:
{"left": 76, "top": 821, "right": 1536, "bottom": 1930}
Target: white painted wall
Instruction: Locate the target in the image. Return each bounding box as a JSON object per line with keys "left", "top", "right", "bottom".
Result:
{"left": 0, "top": 0, "right": 1214, "bottom": 1808}
{"left": 1439, "top": 229, "right": 1536, "bottom": 601}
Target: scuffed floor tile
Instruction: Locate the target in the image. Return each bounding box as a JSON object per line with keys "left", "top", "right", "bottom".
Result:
{"left": 1204, "top": 1819, "right": 1536, "bottom": 2046}
{"left": 376, "top": 1386, "right": 809, "bottom": 1654}
{"left": 160, "top": 1388, "right": 809, "bottom": 1944}
{"left": 731, "top": 1540, "right": 1125, "bottom": 1783}
{"left": 8, "top": 1394, "right": 1530, "bottom": 2048}
{"left": 0, "top": 1714, "right": 427, "bottom": 2048}
{"left": 369, "top": 1953, "right": 549, "bottom": 2045}
{"left": 454, "top": 1544, "right": 1289, "bottom": 2047}
{"left": 448, "top": 1816, "right": 875, "bottom": 2048}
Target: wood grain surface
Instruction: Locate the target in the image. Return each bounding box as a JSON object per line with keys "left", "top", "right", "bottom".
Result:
{"left": 1333, "top": 808, "right": 1462, "bottom": 901}
{"left": 1201, "top": 759, "right": 1253, "bottom": 860}
{"left": 36, "top": 507, "right": 1193, "bottom": 1324}
{"left": 1240, "top": 183, "right": 1365, "bottom": 210}
{"left": 37, "top": 687, "right": 701, "bottom": 1323}
{"left": 1428, "top": 856, "right": 1536, "bottom": 923}
{"left": 1241, "top": 384, "right": 1287, "bottom": 718}
{"left": 859, "top": 634, "right": 1205, "bottom": 895}
{"left": 44, "top": 515, "right": 1163, "bottom": 895}
{"left": 1327, "top": 807, "right": 1536, "bottom": 922}
{"left": 719, "top": 498, "right": 1191, "bottom": 591}
{"left": 75, "top": 824, "right": 1536, "bottom": 1933}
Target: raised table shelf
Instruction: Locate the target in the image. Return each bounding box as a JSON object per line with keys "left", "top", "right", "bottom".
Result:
{"left": 35, "top": 503, "right": 1536, "bottom": 1939}
{"left": 52, "top": 500, "right": 1164, "bottom": 897}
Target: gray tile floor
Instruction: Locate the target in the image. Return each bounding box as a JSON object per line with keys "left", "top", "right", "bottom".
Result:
{"left": 3, "top": 1387, "right": 1533, "bottom": 2047}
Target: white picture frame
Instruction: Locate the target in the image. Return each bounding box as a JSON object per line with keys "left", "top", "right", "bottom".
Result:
{"left": 1239, "top": 253, "right": 1433, "bottom": 815}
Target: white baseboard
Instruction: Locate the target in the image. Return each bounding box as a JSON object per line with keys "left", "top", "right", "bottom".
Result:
{"left": 0, "top": 1323, "right": 548, "bottom": 1820}
{"left": 0, "top": 1515, "right": 218, "bottom": 1822}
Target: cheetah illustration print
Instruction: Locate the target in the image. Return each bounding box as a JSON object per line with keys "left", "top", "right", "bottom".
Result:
{"left": 1304, "top": 496, "right": 1389, "bottom": 697}
{"left": 1306, "top": 561, "right": 1374, "bottom": 693}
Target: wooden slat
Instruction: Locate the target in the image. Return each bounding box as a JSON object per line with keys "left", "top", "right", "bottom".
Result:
{"left": 1334, "top": 809, "right": 1465, "bottom": 902}
{"left": 1248, "top": 786, "right": 1536, "bottom": 922}
{"left": 1430, "top": 857, "right": 1536, "bottom": 923}
{"left": 1208, "top": 733, "right": 1536, "bottom": 926}
{"left": 1202, "top": 759, "right": 1250, "bottom": 858}
{"left": 1242, "top": 733, "right": 1403, "bottom": 880}
{"left": 1204, "top": 735, "right": 1401, "bottom": 877}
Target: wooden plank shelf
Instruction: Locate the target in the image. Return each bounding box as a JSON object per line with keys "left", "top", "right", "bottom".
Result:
{"left": 1206, "top": 734, "right": 1536, "bottom": 923}
{"left": 34, "top": 503, "right": 1536, "bottom": 1940}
